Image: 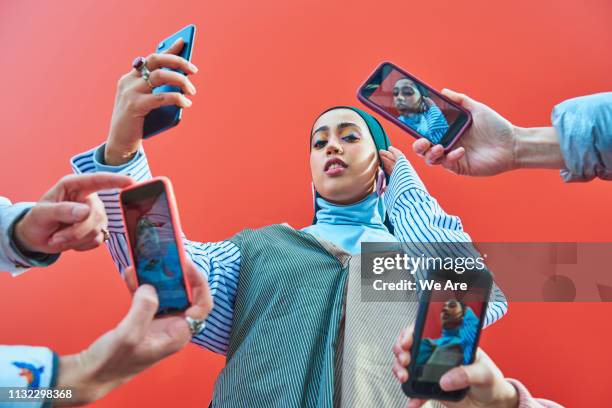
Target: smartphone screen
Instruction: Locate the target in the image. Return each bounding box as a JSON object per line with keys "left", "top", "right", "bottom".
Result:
{"left": 121, "top": 180, "right": 190, "bottom": 315}
{"left": 143, "top": 24, "right": 196, "bottom": 138}
{"left": 358, "top": 62, "right": 470, "bottom": 148}
{"left": 404, "top": 268, "right": 492, "bottom": 400}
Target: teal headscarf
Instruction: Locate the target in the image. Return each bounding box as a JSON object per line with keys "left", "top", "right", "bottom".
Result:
{"left": 305, "top": 106, "right": 393, "bottom": 252}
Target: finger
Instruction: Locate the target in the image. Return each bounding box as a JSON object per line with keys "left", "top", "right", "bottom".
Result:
{"left": 161, "top": 38, "right": 185, "bottom": 56}
{"left": 184, "top": 261, "right": 213, "bottom": 320}
{"left": 48, "top": 197, "right": 106, "bottom": 248}
{"left": 406, "top": 398, "right": 426, "bottom": 408}
{"left": 52, "top": 174, "right": 134, "bottom": 202}
{"left": 380, "top": 156, "right": 395, "bottom": 175}
{"left": 445, "top": 146, "right": 465, "bottom": 162}
{"left": 146, "top": 52, "right": 198, "bottom": 74}
{"left": 441, "top": 88, "right": 477, "bottom": 110}
{"left": 412, "top": 138, "right": 432, "bottom": 157}
{"left": 439, "top": 360, "right": 492, "bottom": 391}
{"left": 379, "top": 149, "right": 396, "bottom": 160}
{"left": 124, "top": 266, "right": 139, "bottom": 295}
{"left": 139, "top": 92, "right": 193, "bottom": 112}
{"left": 400, "top": 325, "right": 414, "bottom": 350}
{"left": 135, "top": 69, "right": 196, "bottom": 95}
{"left": 70, "top": 231, "right": 105, "bottom": 251}
{"left": 392, "top": 361, "right": 409, "bottom": 383}
{"left": 34, "top": 202, "right": 91, "bottom": 225}
{"left": 424, "top": 145, "right": 445, "bottom": 165}
{"left": 388, "top": 146, "right": 406, "bottom": 159}
{"left": 116, "top": 284, "right": 159, "bottom": 342}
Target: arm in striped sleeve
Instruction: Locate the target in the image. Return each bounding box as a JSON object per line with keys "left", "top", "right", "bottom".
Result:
{"left": 383, "top": 156, "right": 508, "bottom": 327}
{"left": 70, "top": 144, "right": 239, "bottom": 355}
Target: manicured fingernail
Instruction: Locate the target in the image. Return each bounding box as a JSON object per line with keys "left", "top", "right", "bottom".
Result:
{"left": 184, "top": 98, "right": 193, "bottom": 107}
{"left": 189, "top": 63, "right": 198, "bottom": 72}
{"left": 72, "top": 204, "right": 89, "bottom": 218}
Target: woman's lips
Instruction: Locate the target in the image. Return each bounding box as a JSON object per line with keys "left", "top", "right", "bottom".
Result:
{"left": 325, "top": 166, "right": 347, "bottom": 176}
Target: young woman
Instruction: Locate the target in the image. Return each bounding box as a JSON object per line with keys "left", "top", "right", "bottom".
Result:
{"left": 394, "top": 78, "right": 449, "bottom": 144}
{"left": 70, "top": 40, "right": 508, "bottom": 407}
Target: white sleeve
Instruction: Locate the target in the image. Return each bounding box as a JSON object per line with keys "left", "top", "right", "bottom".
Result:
{"left": 0, "top": 198, "right": 60, "bottom": 276}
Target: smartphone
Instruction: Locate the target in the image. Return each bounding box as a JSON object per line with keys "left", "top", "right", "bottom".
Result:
{"left": 402, "top": 266, "right": 492, "bottom": 401}
{"left": 120, "top": 177, "right": 192, "bottom": 315}
{"left": 357, "top": 62, "right": 471, "bottom": 150}
{"left": 143, "top": 24, "right": 196, "bottom": 139}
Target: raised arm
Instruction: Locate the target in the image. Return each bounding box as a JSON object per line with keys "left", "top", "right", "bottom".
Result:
{"left": 380, "top": 147, "right": 508, "bottom": 327}
{"left": 70, "top": 39, "right": 238, "bottom": 355}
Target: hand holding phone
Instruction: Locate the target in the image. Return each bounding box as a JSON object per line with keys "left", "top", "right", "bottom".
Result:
{"left": 105, "top": 25, "right": 198, "bottom": 166}
{"left": 401, "top": 267, "right": 492, "bottom": 401}
{"left": 393, "top": 328, "right": 519, "bottom": 408}
{"left": 358, "top": 62, "right": 472, "bottom": 150}
{"left": 120, "top": 177, "right": 192, "bottom": 316}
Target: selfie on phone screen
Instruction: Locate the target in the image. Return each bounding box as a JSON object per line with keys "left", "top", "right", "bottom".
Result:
{"left": 122, "top": 182, "right": 189, "bottom": 314}
{"left": 414, "top": 296, "right": 482, "bottom": 383}
{"left": 359, "top": 62, "right": 471, "bottom": 148}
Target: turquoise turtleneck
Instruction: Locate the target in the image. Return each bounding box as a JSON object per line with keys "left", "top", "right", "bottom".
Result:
{"left": 301, "top": 192, "right": 397, "bottom": 255}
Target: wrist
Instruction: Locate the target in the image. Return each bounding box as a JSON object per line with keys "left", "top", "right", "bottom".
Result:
{"left": 513, "top": 126, "right": 564, "bottom": 170}
{"left": 55, "top": 354, "right": 97, "bottom": 406}
{"left": 55, "top": 353, "right": 124, "bottom": 406}
{"left": 104, "top": 139, "right": 140, "bottom": 166}
{"left": 13, "top": 214, "right": 41, "bottom": 254}
{"left": 496, "top": 379, "right": 520, "bottom": 408}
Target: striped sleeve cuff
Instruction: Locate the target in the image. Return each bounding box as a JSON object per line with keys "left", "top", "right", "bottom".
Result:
{"left": 70, "top": 144, "right": 153, "bottom": 235}
{"left": 383, "top": 156, "right": 428, "bottom": 216}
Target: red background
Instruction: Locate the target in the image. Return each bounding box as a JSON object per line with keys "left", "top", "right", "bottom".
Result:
{"left": 1, "top": 0, "right": 611, "bottom": 406}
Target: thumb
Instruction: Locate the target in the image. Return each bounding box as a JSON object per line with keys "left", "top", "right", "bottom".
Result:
{"left": 439, "top": 361, "right": 492, "bottom": 391}
{"left": 35, "top": 202, "right": 91, "bottom": 225}
{"left": 116, "top": 284, "right": 159, "bottom": 342}
{"left": 441, "top": 88, "right": 477, "bottom": 110}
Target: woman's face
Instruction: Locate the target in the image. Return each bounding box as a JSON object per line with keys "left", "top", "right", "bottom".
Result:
{"left": 310, "top": 108, "right": 379, "bottom": 205}
{"left": 393, "top": 78, "right": 421, "bottom": 114}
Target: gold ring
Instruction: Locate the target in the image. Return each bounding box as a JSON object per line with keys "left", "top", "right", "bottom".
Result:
{"left": 101, "top": 228, "right": 110, "bottom": 242}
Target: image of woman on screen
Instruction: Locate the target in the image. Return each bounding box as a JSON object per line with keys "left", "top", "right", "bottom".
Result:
{"left": 393, "top": 78, "right": 449, "bottom": 144}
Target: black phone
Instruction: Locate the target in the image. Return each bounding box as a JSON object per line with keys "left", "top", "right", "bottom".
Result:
{"left": 357, "top": 62, "right": 472, "bottom": 150}
{"left": 143, "top": 24, "right": 196, "bottom": 139}
{"left": 402, "top": 266, "right": 492, "bottom": 401}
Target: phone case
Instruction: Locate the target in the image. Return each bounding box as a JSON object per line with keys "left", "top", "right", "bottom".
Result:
{"left": 119, "top": 177, "right": 193, "bottom": 307}
{"left": 143, "top": 24, "right": 197, "bottom": 139}
{"left": 357, "top": 61, "right": 472, "bottom": 151}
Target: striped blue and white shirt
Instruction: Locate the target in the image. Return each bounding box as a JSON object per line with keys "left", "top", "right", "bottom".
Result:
{"left": 71, "top": 145, "right": 508, "bottom": 355}
{"left": 398, "top": 104, "right": 449, "bottom": 144}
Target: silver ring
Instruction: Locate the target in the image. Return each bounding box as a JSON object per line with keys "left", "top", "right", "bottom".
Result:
{"left": 185, "top": 316, "right": 205, "bottom": 336}
{"left": 139, "top": 63, "right": 154, "bottom": 90}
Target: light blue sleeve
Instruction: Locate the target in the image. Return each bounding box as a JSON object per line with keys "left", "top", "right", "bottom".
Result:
{"left": 553, "top": 92, "right": 612, "bottom": 182}
{"left": 0, "top": 345, "right": 57, "bottom": 408}
{"left": 0, "top": 199, "right": 60, "bottom": 276}
{"left": 70, "top": 145, "right": 240, "bottom": 355}
{"left": 383, "top": 156, "right": 509, "bottom": 327}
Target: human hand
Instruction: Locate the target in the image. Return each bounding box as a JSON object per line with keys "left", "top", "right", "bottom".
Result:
{"left": 412, "top": 89, "right": 518, "bottom": 177}
{"left": 55, "top": 261, "right": 212, "bottom": 406}
{"left": 392, "top": 326, "right": 518, "bottom": 408}
{"left": 105, "top": 38, "right": 198, "bottom": 165}
{"left": 13, "top": 173, "right": 133, "bottom": 254}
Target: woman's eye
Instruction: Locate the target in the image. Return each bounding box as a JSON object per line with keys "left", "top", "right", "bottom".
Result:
{"left": 343, "top": 134, "right": 359, "bottom": 142}
{"left": 313, "top": 140, "right": 327, "bottom": 149}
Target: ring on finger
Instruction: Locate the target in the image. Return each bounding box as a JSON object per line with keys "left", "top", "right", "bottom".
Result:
{"left": 101, "top": 228, "right": 110, "bottom": 242}
{"left": 132, "top": 56, "right": 154, "bottom": 90}
{"left": 185, "top": 316, "right": 205, "bottom": 336}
